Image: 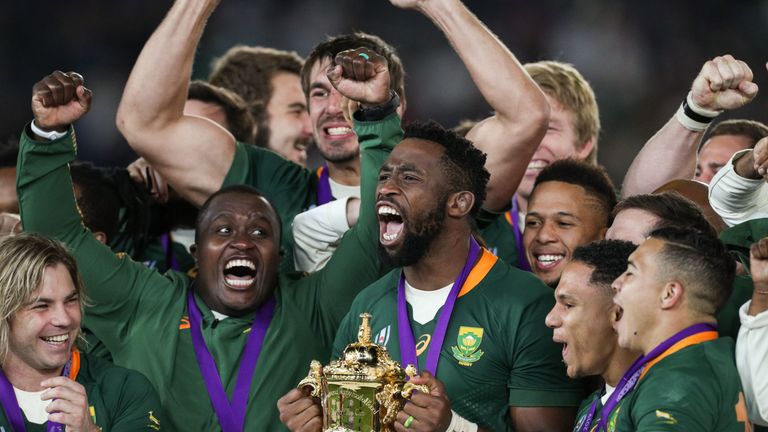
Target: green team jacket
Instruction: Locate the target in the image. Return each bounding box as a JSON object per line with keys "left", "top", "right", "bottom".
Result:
{"left": 332, "top": 251, "right": 586, "bottom": 431}
{"left": 0, "top": 352, "right": 163, "bottom": 431}
{"left": 608, "top": 338, "right": 748, "bottom": 431}
{"left": 222, "top": 140, "right": 321, "bottom": 272}
{"left": 17, "top": 114, "right": 398, "bottom": 431}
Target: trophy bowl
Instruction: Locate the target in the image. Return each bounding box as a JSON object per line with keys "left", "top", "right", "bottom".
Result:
{"left": 298, "top": 313, "right": 428, "bottom": 432}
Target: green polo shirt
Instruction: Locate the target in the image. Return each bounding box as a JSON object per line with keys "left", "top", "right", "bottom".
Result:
{"left": 332, "top": 251, "right": 586, "bottom": 431}
{"left": 0, "top": 353, "right": 163, "bottom": 431}
{"left": 17, "top": 113, "right": 399, "bottom": 430}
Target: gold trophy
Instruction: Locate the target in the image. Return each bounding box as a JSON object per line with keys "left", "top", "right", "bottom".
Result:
{"left": 298, "top": 313, "right": 428, "bottom": 432}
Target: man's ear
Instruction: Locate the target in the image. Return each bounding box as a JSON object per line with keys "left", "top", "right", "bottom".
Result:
{"left": 447, "top": 191, "right": 475, "bottom": 218}
{"left": 660, "top": 280, "right": 685, "bottom": 310}
{"left": 92, "top": 231, "right": 108, "bottom": 245}
{"left": 575, "top": 137, "right": 596, "bottom": 161}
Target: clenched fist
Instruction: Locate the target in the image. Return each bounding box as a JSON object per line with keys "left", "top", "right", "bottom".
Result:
{"left": 31, "top": 71, "right": 92, "bottom": 133}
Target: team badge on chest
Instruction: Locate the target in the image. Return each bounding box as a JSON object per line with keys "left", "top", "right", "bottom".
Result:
{"left": 451, "top": 326, "right": 485, "bottom": 366}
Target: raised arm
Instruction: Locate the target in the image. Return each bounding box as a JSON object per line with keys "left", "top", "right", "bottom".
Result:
{"left": 391, "top": 0, "right": 549, "bottom": 211}
{"left": 116, "top": 0, "right": 233, "bottom": 206}
{"left": 622, "top": 54, "right": 757, "bottom": 197}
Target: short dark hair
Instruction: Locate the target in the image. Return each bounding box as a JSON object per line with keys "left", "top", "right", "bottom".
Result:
{"left": 704, "top": 119, "right": 768, "bottom": 149}
{"left": 572, "top": 240, "right": 637, "bottom": 298}
{"left": 403, "top": 120, "right": 489, "bottom": 217}
{"left": 194, "top": 185, "right": 281, "bottom": 244}
{"left": 613, "top": 192, "right": 715, "bottom": 238}
{"left": 209, "top": 46, "right": 303, "bottom": 147}
{"left": 301, "top": 32, "right": 406, "bottom": 103}
{"left": 70, "top": 162, "right": 121, "bottom": 241}
{"left": 648, "top": 226, "right": 735, "bottom": 315}
{"left": 533, "top": 158, "right": 617, "bottom": 224}
{"left": 187, "top": 80, "right": 255, "bottom": 144}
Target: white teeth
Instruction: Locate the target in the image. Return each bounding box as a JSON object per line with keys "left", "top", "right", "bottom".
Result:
{"left": 42, "top": 335, "right": 69, "bottom": 343}
{"left": 377, "top": 206, "right": 400, "bottom": 216}
{"left": 225, "top": 278, "right": 254, "bottom": 287}
{"left": 537, "top": 254, "right": 564, "bottom": 263}
{"left": 326, "top": 127, "right": 352, "bottom": 136}
{"left": 225, "top": 259, "right": 255, "bottom": 270}
{"left": 527, "top": 160, "right": 547, "bottom": 170}
{"left": 383, "top": 232, "right": 400, "bottom": 241}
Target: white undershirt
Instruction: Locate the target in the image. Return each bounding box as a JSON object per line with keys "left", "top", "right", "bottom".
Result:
{"left": 13, "top": 387, "right": 49, "bottom": 424}
{"left": 404, "top": 281, "right": 453, "bottom": 325}
{"left": 601, "top": 384, "right": 616, "bottom": 405}
{"left": 328, "top": 178, "right": 360, "bottom": 200}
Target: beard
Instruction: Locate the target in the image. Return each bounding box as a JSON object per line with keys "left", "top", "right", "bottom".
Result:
{"left": 378, "top": 198, "right": 447, "bottom": 268}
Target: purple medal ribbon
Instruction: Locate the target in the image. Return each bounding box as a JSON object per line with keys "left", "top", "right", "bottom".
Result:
{"left": 0, "top": 354, "right": 73, "bottom": 432}
{"left": 592, "top": 322, "right": 717, "bottom": 432}
{"left": 316, "top": 164, "right": 334, "bottom": 205}
{"left": 397, "top": 237, "right": 481, "bottom": 375}
{"left": 160, "top": 232, "right": 180, "bottom": 271}
{"left": 187, "top": 290, "right": 275, "bottom": 432}
{"left": 509, "top": 195, "right": 531, "bottom": 272}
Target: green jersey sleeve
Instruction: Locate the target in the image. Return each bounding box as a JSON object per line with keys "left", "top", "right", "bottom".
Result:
{"left": 293, "top": 113, "right": 401, "bottom": 348}
{"left": 17, "top": 126, "right": 186, "bottom": 354}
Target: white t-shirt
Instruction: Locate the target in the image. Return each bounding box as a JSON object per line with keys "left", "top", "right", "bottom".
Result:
{"left": 404, "top": 280, "right": 453, "bottom": 325}
{"left": 13, "top": 387, "right": 49, "bottom": 424}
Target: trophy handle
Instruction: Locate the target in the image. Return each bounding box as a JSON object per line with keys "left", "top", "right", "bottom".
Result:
{"left": 297, "top": 360, "right": 324, "bottom": 398}
{"left": 401, "top": 364, "right": 430, "bottom": 399}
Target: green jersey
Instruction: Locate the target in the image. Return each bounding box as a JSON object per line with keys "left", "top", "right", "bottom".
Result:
{"left": 572, "top": 389, "right": 602, "bottom": 432}
{"left": 718, "top": 218, "right": 768, "bottom": 339}
{"left": 479, "top": 210, "right": 525, "bottom": 269}
{"left": 608, "top": 338, "right": 749, "bottom": 431}
{"left": 332, "top": 250, "right": 586, "bottom": 431}
{"left": 17, "top": 114, "right": 398, "bottom": 430}
{"left": 0, "top": 352, "right": 163, "bottom": 431}
{"left": 222, "top": 141, "right": 319, "bottom": 272}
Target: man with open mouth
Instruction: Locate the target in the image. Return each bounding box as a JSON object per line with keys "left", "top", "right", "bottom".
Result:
{"left": 545, "top": 240, "right": 640, "bottom": 432}
{"left": 17, "top": 35, "right": 394, "bottom": 431}
{"left": 523, "top": 159, "right": 616, "bottom": 288}
{"left": 0, "top": 234, "right": 162, "bottom": 431}
{"left": 609, "top": 226, "right": 750, "bottom": 431}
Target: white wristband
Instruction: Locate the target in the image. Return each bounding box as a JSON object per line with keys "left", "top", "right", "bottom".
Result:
{"left": 686, "top": 91, "right": 722, "bottom": 118}
{"left": 447, "top": 410, "right": 478, "bottom": 432}
{"left": 30, "top": 120, "right": 67, "bottom": 141}
{"left": 675, "top": 103, "right": 710, "bottom": 132}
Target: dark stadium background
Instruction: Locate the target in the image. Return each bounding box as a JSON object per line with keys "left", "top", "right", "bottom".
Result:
{"left": 2, "top": 0, "right": 767, "bottom": 184}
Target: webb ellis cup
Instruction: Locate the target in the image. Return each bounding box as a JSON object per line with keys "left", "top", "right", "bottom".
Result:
{"left": 297, "top": 313, "right": 428, "bottom": 432}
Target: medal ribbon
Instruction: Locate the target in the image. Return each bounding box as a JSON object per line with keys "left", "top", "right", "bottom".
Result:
{"left": 589, "top": 323, "right": 717, "bottom": 432}
{"left": 506, "top": 195, "right": 531, "bottom": 272}
{"left": 160, "top": 232, "right": 180, "bottom": 271}
{"left": 397, "top": 237, "right": 481, "bottom": 375}
{"left": 316, "top": 164, "right": 334, "bottom": 205}
{"left": 187, "top": 290, "right": 275, "bottom": 432}
{"left": 0, "top": 349, "right": 80, "bottom": 432}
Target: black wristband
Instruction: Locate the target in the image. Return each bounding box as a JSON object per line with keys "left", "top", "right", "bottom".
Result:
{"left": 682, "top": 98, "right": 715, "bottom": 124}
{"left": 353, "top": 90, "right": 400, "bottom": 122}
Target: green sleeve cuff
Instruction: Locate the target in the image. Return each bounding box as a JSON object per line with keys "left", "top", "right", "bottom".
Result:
{"left": 17, "top": 123, "right": 77, "bottom": 189}
{"left": 221, "top": 140, "right": 249, "bottom": 188}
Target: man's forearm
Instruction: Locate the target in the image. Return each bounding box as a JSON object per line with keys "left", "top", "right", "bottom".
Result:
{"left": 621, "top": 116, "right": 701, "bottom": 198}
{"left": 116, "top": 0, "right": 218, "bottom": 139}
{"left": 418, "top": 0, "right": 548, "bottom": 210}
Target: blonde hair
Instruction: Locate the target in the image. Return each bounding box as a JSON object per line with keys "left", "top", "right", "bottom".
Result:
{"left": 525, "top": 61, "right": 600, "bottom": 163}
{"left": 0, "top": 233, "right": 85, "bottom": 365}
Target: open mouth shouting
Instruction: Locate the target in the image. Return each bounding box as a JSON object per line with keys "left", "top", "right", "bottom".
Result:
{"left": 223, "top": 258, "right": 257, "bottom": 289}
{"left": 378, "top": 203, "right": 404, "bottom": 247}
{"left": 322, "top": 122, "right": 355, "bottom": 142}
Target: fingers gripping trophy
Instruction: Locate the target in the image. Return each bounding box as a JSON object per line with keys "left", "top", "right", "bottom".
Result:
{"left": 298, "top": 313, "right": 428, "bottom": 432}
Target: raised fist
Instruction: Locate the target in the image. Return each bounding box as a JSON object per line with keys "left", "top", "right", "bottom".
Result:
{"left": 690, "top": 55, "right": 757, "bottom": 112}
{"left": 31, "top": 71, "right": 92, "bottom": 132}
{"left": 326, "top": 48, "right": 391, "bottom": 106}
